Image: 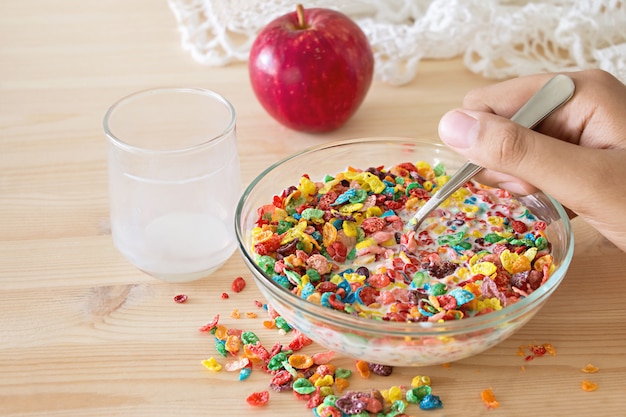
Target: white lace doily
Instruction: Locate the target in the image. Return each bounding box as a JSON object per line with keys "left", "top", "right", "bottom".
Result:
{"left": 168, "top": 0, "right": 626, "bottom": 85}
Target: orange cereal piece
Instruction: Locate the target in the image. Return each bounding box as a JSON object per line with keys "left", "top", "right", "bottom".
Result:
{"left": 581, "top": 380, "right": 598, "bottom": 392}
{"left": 246, "top": 312, "right": 258, "bottom": 318}
{"left": 480, "top": 387, "right": 500, "bottom": 409}
{"left": 224, "top": 334, "right": 241, "bottom": 354}
{"left": 334, "top": 377, "right": 350, "bottom": 393}
{"left": 288, "top": 354, "right": 314, "bottom": 369}
{"left": 543, "top": 343, "right": 557, "bottom": 356}
{"left": 231, "top": 309, "right": 241, "bottom": 319}
{"left": 214, "top": 325, "right": 228, "bottom": 340}
{"left": 581, "top": 363, "right": 599, "bottom": 374}
{"left": 355, "top": 360, "right": 371, "bottom": 378}
{"left": 262, "top": 319, "right": 275, "bottom": 329}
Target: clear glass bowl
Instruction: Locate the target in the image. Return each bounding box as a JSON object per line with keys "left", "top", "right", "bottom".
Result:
{"left": 235, "top": 137, "right": 574, "bottom": 366}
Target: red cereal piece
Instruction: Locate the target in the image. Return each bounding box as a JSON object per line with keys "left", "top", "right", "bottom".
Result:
{"left": 254, "top": 234, "right": 282, "bottom": 255}
{"left": 221, "top": 292, "right": 229, "bottom": 299}
{"left": 232, "top": 276, "right": 246, "bottom": 293}
{"left": 173, "top": 294, "right": 188, "bottom": 303}
{"left": 246, "top": 390, "right": 270, "bottom": 406}
{"left": 511, "top": 220, "right": 528, "bottom": 233}
{"left": 198, "top": 314, "right": 220, "bottom": 333}
{"left": 361, "top": 217, "right": 386, "bottom": 234}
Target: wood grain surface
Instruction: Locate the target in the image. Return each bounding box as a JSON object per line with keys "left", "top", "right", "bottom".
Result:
{"left": 2, "top": 1, "right": 625, "bottom": 416}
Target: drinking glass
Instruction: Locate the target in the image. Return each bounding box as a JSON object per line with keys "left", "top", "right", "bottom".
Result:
{"left": 104, "top": 88, "right": 241, "bottom": 282}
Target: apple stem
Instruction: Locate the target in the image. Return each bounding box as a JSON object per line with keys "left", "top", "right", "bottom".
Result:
{"left": 296, "top": 4, "right": 307, "bottom": 29}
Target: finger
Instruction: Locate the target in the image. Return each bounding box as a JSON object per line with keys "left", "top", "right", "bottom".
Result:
{"left": 438, "top": 109, "right": 601, "bottom": 208}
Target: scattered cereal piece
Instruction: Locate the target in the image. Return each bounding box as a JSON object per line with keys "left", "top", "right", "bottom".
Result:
{"left": 246, "top": 390, "right": 270, "bottom": 406}
{"left": 581, "top": 380, "right": 598, "bottom": 392}
{"left": 355, "top": 360, "right": 371, "bottom": 378}
{"left": 231, "top": 309, "right": 241, "bottom": 319}
{"left": 232, "top": 276, "right": 246, "bottom": 293}
{"left": 220, "top": 292, "right": 229, "bottom": 299}
{"left": 480, "top": 387, "right": 500, "bottom": 409}
{"left": 201, "top": 357, "right": 222, "bottom": 372}
{"left": 198, "top": 314, "right": 220, "bottom": 332}
{"left": 581, "top": 363, "right": 599, "bottom": 374}
{"left": 246, "top": 311, "right": 258, "bottom": 318}
{"left": 173, "top": 294, "right": 188, "bottom": 303}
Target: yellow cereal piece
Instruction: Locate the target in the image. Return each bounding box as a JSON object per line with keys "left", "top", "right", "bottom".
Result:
{"left": 365, "top": 206, "right": 383, "bottom": 217}
{"left": 435, "top": 175, "right": 450, "bottom": 187}
{"left": 487, "top": 216, "right": 504, "bottom": 226}
{"left": 462, "top": 205, "right": 479, "bottom": 214}
{"left": 355, "top": 238, "right": 377, "bottom": 250}
{"left": 320, "top": 386, "right": 335, "bottom": 397}
{"left": 405, "top": 196, "right": 419, "bottom": 209}
{"left": 415, "top": 161, "right": 435, "bottom": 180}
{"left": 251, "top": 229, "right": 275, "bottom": 245}
{"left": 201, "top": 357, "right": 222, "bottom": 372}
{"left": 342, "top": 220, "right": 358, "bottom": 237}
{"left": 422, "top": 180, "right": 433, "bottom": 191}
{"left": 340, "top": 203, "right": 363, "bottom": 214}
{"left": 451, "top": 187, "right": 470, "bottom": 200}
{"left": 471, "top": 261, "right": 497, "bottom": 276}
{"left": 314, "top": 374, "right": 334, "bottom": 387}
{"left": 322, "top": 222, "right": 338, "bottom": 247}
{"left": 411, "top": 375, "right": 431, "bottom": 387}
{"left": 456, "top": 267, "right": 469, "bottom": 280}
{"left": 524, "top": 247, "right": 538, "bottom": 261}
{"left": 298, "top": 176, "right": 318, "bottom": 197}
{"left": 281, "top": 221, "right": 307, "bottom": 244}
{"left": 343, "top": 273, "right": 366, "bottom": 284}
{"left": 534, "top": 254, "right": 554, "bottom": 271}
{"left": 501, "top": 249, "right": 531, "bottom": 274}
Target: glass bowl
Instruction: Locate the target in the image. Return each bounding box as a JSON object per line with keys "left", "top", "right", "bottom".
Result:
{"left": 235, "top": 137, "right": 574, "bottom": 366}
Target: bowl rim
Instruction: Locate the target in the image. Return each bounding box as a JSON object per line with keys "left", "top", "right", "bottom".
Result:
{"left": 235, "top": 136, "right": 575, "bottom": 336}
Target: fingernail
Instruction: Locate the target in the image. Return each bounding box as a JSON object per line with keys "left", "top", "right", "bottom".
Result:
{"left": 438, "top": 110, "right": 479, "bottom": 149}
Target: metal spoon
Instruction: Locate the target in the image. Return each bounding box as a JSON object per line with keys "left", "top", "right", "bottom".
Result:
{"left": 407, "top": 74, "right": 575, "bottom": 231}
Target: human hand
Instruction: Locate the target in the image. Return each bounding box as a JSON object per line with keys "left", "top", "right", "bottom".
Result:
{"left": 438, "top": 69, "right": 626, "bottom": 252}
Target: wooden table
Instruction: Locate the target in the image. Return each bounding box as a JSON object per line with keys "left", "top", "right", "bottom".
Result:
{"left": 2, "top": 1, "right": 625, "bottom": 416}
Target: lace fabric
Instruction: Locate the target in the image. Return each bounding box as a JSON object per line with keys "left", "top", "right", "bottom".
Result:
{"left": 168, "top": 0, "right": 626, "bottom": 85}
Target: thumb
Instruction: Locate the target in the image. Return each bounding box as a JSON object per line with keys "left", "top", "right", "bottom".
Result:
{"left": 438, "top": 109, "right": 591, "bottom": 200}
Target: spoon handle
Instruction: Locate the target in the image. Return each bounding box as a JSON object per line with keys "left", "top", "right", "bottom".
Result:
{"left": 409, "top": 74, "right": 575, "bottom": 231}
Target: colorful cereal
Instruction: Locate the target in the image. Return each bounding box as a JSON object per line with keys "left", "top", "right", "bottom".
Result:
{"left": 247, "top": 161, "right": 555, "bottom": 329}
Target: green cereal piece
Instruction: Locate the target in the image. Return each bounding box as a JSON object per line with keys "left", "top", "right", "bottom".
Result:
{"left": 275, "top": 317, "right": 292, "bottom": 332}
{"left": 433, "top": 162, "right": 446, "bottom": 176}
{"left": 293, "top": 378, "right": 316, "bottom": 395}
{"left": 267, "top": 352, "right": 288, "bottom": 371}
{"left": 322, "top": 395, "right": 339, "bottom": 406}
{"left": 256, "top": 255, "right": 276, "bottom": 276}
{"left": 406, "top": 385, "right": 432, "bottom": 403}
{"left": 391, "top": 399, "right": 407, "bottom": 413}
{"left": 276, "top": 219, "right": 293, "bottom": 234}
{"left": 347, "top": 248, "right": 357, "bottom": 260}
{"left": 306, "top": 268, "right": 321, "bottom": 282}
{"left": 535, "top": 236, "right": 548, "bottom": 250}
{"left": 214, "top": 340, "right": 227, "bottom": 357}
{"left": 334, "top": 368, "right": 352, "bottom": 379}
{"left": 241, "top": 331, "right": 259, "bottom": 345}
{"left": 301, "top": 208, "right": 324, "bottom": 220}
{"left": 284, "top": 269, "right": 302, "bottom": 286}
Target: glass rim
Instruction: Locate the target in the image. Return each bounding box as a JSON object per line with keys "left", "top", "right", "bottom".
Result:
{"left": 103, "top": 87, "right": 236, "bottom": 155}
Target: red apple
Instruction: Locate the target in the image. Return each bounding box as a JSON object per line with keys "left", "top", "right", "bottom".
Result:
{"left": 248, "top": 4, "right": 374, "bottom": 133}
